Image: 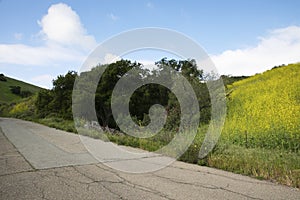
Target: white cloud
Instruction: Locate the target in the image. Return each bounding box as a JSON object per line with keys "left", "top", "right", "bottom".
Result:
{"left": 211, "top": 26, "right": 300, "bottom": 76}
{"left": 104, "top": 53, "right": 121, "bottom": 64}
{"left": 108, "top": 13, "right": 119, "bottom": 21}
{"left": 133, "top": 59, "right": 157, "bottom": 70}
{"left": 31, "top": 74, "right": 54, "bottom": 89}
{"left": 38, "top": 3, "right": 96, "bottom": 50}
{"left": 0, "top": 44, "right": 84, "bottom": 65}
{"left": 81, "top": 53, "right": 121, "bottom": 72}
{"left": 0, "top": 3, "right": 97, "bottom": 66}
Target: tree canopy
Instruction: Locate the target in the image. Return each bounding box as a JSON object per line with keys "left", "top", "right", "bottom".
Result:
{"left": 36, "top": 58, "right": 211, "bottom": 131}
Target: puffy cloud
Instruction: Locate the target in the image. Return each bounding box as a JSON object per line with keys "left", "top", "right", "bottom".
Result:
{"left": 38, "top": 3, "right": 96, "bottom": 50}
{"left": 0, "top": 3, "right": 99, "bottom": 88}
{"left": 211, "top": 26, "right": 300, "bottom": 76}
{"left": 0, "top": 3, "right": 97, "bottom": 66}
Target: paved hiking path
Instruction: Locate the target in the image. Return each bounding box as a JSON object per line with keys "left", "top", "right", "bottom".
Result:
{"left": 0, "top": 118, "right": 299, "bottom": 199}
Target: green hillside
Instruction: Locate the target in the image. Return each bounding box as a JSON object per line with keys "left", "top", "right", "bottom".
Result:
{"left": 0, "top": 74, "right": 42, "bottom": 103}
{"left": 222, "top": 63, "right": 300, "bottom": 151}
{"left": 0, "top": 63, "right": 299, "bottom": 187}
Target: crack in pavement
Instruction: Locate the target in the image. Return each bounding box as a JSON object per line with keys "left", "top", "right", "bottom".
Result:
{"left": 71, "top": 166, "right": 126, "bottom": 199}
{"left": 151, "top": 173, "right": 264, "bottom": 200}
{"left": 168, "top": 164, "right": 276, "bottom": 186}
{"left": 0, "top": 126, "right": 36, "bottom": 170}
{"left": 0, "top": 169, "right": 36, "bottom": 177}
{"left": 99, "top": 154, "right": 165, "bottom": 163}
{"left": 1, "top": 152, "right": 299, "bottom": 200}
{"left": 1, "top": 119, "right": 299, "bottom": 200}
{"left": 31, "top": 176, "right": 51, "bottom": 200}
{"left": 95, "top": 164, "right": 175, "bottom": 200}
{"left": 31, "top": 168, "right": 92, "bottom": 199}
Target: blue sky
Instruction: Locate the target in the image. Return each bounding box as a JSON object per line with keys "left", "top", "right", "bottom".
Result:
{"left": 0, "top": 0, "right": 300, "bottom": 88}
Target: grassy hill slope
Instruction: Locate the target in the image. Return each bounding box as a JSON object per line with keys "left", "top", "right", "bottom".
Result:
{"left": 222, "top": 63, "right": 300, "bottom": 151}
{"left": 199, "top": 63, "right": 300, "bottom": 187}
{"left": 0, "top": 75, "right": 42, "bottom": 103}
{"left": 0, "top": 65, "right": 299, "bottom": 187}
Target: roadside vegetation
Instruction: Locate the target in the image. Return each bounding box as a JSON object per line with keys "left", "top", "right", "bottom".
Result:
{"left": 0, "top": 61, "right": 299, "bottom": 188}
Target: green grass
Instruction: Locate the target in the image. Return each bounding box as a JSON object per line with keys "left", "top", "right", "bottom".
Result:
{"left": 222, "top": 63, "right": 300, "bottom": 152}
{"left": 206, "top": 143, "right": 300, "bottom": 188}
{"left": 77, "top": 123, "right": 300, "bottom": 188}
{"left": 1, "top": 64, "right": 299, "bottom": 188}
{"left": 0, "top": 76, "right": 42, "bottom": 103}
{"left": 36, "top": 117, "right": 77, "bottom": 133}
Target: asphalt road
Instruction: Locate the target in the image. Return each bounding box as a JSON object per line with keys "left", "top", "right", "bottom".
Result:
{"left": 0, "top": 118, "right": 299, "bottom": 200}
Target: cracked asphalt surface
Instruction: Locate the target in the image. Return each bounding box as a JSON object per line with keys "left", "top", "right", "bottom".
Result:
{"left": 0, "top": 118, "right": 299, "bottom": 200}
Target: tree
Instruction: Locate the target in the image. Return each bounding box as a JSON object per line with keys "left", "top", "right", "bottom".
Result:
{"left": 95, "top": 60, "right": 141, "bottom": 128}
{"left": 154, "top": 58, "right": 210, "bottom": 128}
{"left": 36, "top": 71, "right": 77, "bottom": 119}
{"left": 52, "top": 71, "right": 78, "bottom": 119}
{"left": 36, "top": 58, "right": 212, "bottom": 131}
{"left": 35, "top": 89, "right": 53, "bottom": 117}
